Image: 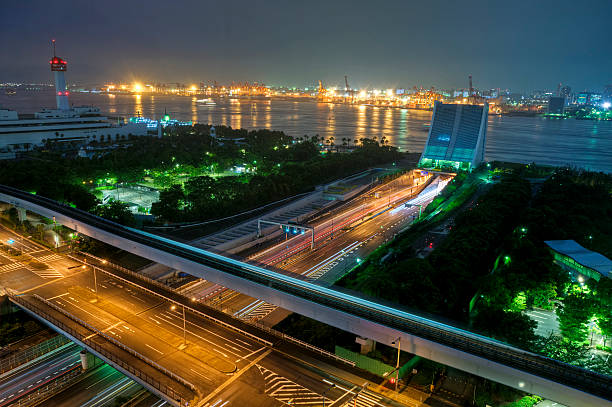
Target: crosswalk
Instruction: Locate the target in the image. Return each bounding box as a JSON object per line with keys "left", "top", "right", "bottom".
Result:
{"left": 32, "top": 253, "right": 64, "bottom": 262}
{"left": 248, "top": 302, "right": 277, "bottom": 320}
{"left": 201, "top": 399, "right": 230, "bottom": 407}
{"left": 257, "top": 365, "right": 329, "bottom": 406}
{"left": 343, "top": 389, "right": 385, "bottom": 407}
{"left": 234, "top": 300, "right": 278, "bottom": 321}
{"left": 303, "top": 241, "right": 363, "bottom": 281}
{"left": 0, "top": 262, "right": 26, "bottom": 273}
{"left": 31, "top": 268, "right": 64, "bottom": 279}
{"left": 257, "top": 366, "right": 387, "bottom": 407}
{"left": 306, "top": 260, "right": 337, "bottom": 280}
{"left": 0, "top": 261, "right": 63, "bottom": 278}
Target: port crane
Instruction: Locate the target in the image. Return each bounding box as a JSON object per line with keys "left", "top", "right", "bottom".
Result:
{"left": 344, "top": 75, "right": 355, "bottom": 102}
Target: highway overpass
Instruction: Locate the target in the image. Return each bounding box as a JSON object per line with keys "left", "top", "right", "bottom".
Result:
{"left": 0, "top": 185, "right": 610, "bottom": 407}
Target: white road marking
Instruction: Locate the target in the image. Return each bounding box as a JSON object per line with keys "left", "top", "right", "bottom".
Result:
{"left": 46, "top": 292, "right": 69, "bottom": 301}
{"left": 145, "top": 343, "right": 164, "bottom": 355}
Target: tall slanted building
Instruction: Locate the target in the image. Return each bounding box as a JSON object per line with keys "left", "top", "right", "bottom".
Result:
{"left": 419, "top": 102, "right": 488, "bottom": 171}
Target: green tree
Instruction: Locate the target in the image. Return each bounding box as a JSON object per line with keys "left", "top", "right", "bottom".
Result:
{"left": 472, "top": 306, "right": 538, "bottom": 349}
{"left": 556, "top": 290, "right": 594, "bottom": 343}
{"left": 94, "top": 201, "right": 135, "bottom": 226}
{"left": 527, "top": 283, "right": 558, "bottom": 309}
{"left": 534, "top": 334, "right": 590, "bottom": 364}
{"left": 151, "top": 184, "right": 186, "bottom": 222}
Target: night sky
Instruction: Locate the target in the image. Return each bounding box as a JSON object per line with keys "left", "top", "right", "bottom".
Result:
{"left": 2, "top": 0, "right": 611, "bottom": 92}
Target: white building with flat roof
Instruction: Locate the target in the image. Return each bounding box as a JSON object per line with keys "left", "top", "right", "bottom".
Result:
{"left": 0, "top": 43, "right": 148, "bottom": 158}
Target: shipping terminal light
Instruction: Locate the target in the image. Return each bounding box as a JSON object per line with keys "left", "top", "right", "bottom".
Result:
{"left": 603, "top": 102, "right": 611, "bottom": 109}
{"left": 133, "top": 83, "right": 143, "bottom": 92}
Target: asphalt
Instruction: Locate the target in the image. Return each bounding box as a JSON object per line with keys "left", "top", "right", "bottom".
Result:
{"left": 183, "top": 174, "right": 439, "bottom": 323}
{"left": 0, "top": 174, "right": 448, "bottom": 407}
{"left": 41, "top": 364, "right": 144, "bottom": 407}
{"left": 0, "top": 227, "right": 423, "bottom": 406}
{"left": 0, "top": 342, "right": 82, "bottom": 406}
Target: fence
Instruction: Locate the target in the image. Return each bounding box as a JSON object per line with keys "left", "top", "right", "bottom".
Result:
{"left": 6, "top": 291, "right": 195, "bottom": 407}
{"left": 0, "top": 335, "right": 70, "bottom": 374}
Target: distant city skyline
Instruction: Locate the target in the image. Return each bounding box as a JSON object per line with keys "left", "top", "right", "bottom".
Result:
{"left": 1, "top": 0, "right": 611, "bottom": 92}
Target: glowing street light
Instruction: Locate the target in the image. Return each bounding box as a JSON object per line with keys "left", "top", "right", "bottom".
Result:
{"left": 171, "top": 304, "right": 187, "bottom": 348}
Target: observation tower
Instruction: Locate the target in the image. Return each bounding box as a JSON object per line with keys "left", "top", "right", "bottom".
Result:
{"left": 49, "top": 40, "right": 69, "bottom": 110}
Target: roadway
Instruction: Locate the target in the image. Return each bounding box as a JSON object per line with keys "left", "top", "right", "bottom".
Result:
{"left": 0, "top": 342, "right": 82, "bottom": 406}
{"left": 1, "top": 183, "right": 611, "bottom": 406}
{"left": 181, "top": 175, "right": 444, "bottom": 323}
{"left": 41, "top": 364, "right": 146, "bottom": 407}
{"left": 0, "top": 226, "right": 424, "bottom": 406}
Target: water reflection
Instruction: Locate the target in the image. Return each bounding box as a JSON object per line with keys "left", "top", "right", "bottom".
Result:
{"left": 2, "top": 90, "right": 611, "bottom": 172}
{"left": 191, "top": 97, "right": 197, "bottom": 123}
{"left": 133, "top": 94, "right": 142, "bottom": 116}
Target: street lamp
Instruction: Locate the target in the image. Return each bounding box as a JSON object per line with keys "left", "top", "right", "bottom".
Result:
{"left": 171, "top": 304, "right": 187, "bottom": 348}
{"left": 91, "top": 262, "right": 98, "bottom": 302}
{"left": 391, "top": 337, "right": 401, "bottom": 391}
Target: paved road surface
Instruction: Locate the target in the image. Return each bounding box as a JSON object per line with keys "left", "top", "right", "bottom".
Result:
{"left": 42, "top": 364, "right": 144, "bottom": 407}
{"left": 0, "top": 343, "right": 81, "bottom": 406}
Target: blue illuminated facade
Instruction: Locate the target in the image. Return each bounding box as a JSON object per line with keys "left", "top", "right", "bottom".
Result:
{"left": 419, "top": 102, "right": 488, "bottom": 171}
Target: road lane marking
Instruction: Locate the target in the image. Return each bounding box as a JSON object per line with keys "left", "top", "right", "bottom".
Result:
{"left": 46, "top": 292, "right": 69, "bottom": 301}
{"left": 18, "top": 267, "right": 88, "bottom": 294}
{"left": 86, "top": 371, "right": 117, "bottom": 389}
{"left": 235, "top": 339, "right": 252, "bottom": 348}
{"left": 189, "top": 368, "right": 213, "bottom": 383}
{"left": 145, "top": 344, "right": 164, "bottom": 355}
{"left": 212, "top": 348, "right": 229, "bottom": 358}
{"left": 199, "top": 349, "right": 272, "bottom": 405}
{"left": 234, "top": 346, "right": 266, "bottom": 363}
{"left": 59, "top": 297, "right": 113, "bottom": 325}
{"left": 157, "top": 313, "right": 246, "bottom": 358}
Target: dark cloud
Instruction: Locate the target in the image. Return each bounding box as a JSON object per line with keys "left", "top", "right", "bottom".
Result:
{"left": 1, "top": 0, "right": 610, "bottom": 91}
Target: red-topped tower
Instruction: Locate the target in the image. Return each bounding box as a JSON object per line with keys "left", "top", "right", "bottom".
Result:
{"left": 49, "top": 40, "right": 69, "bottom": 110}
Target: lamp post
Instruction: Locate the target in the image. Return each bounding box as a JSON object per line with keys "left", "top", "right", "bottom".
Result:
{"left": 391, "top": 337, "right": 401, "bottom": 391}
{"left": 172, "top": 304, "right": 187, "bottom": 348}
{"left": 92, "top": 263, "right": 98, "bottom": 301}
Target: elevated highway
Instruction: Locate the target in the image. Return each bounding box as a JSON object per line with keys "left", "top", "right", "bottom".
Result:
{"left": 0, "top": 185, "right": 610, "bottom": 407}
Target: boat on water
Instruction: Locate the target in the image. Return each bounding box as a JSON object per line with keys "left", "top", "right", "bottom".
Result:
{"left": 196, "top": 98, "right": 216, "bottom": 105}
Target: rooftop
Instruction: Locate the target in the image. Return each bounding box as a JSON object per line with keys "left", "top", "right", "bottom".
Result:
{"left": 544, "top": 240, "right": 612, "bottom": 278}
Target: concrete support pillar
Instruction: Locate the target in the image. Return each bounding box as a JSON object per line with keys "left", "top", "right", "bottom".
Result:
{"left": 17, "top": 207, "right": 26, "bottom": 223}
{"left": 355, "top": 337, "right": 376, "bottom": 355}
{"left": 80, "top": 349, "right": 90, "bottom": 370}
